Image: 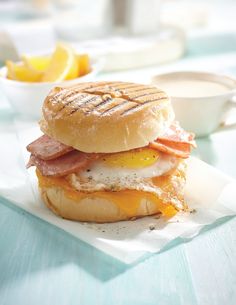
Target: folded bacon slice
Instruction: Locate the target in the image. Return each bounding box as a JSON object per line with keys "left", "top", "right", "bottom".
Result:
{"left": 26, "top": 135, "right": 73, "bottom": 161}
{"left": 27, "top": 150, "right": 97, "bottom": 177}
{"left": 158, "top": 122, "right": 196, "bottom": 145}
{"left": 149, "top": 122, "right": 196, "bottom": 159}
{"left": 149, "top": 140, "right": 191, "bottom": 158}
{"left": 26, "top": 122, "right": 195, "bottom": 177}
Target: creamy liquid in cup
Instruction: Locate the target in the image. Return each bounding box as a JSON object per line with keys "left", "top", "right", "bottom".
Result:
{"left": 151, "top": 71, "right": 236, "bottom": 137}
{"left": 156, "top": 79, "right": 231, "bottom": 97}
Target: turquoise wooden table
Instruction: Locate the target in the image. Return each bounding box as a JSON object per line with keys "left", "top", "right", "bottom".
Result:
{"left": 1, "top": 36, "right": 236, "bottom": 305}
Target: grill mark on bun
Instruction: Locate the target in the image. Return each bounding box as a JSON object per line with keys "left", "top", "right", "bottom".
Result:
{"left": 100, "top": 100, "right": 134, "bottom": 116}
{"left": 68, "top": 96, "right": 101, "bottom": 116}
{"left": 53, "top": 84, "right": 105, "bottom": 102}
{"left": 51, "top": 89, "right": 80, "bottom": 103}
{"left": 74, "top": 95, "right": 99, "bottom": 108}
{"left": 91, "top": 95, "right": 112, "bottom": 109}
{"left": 83, "top": 96, "right": 114, "bottom": 115}
{"left": 127, "top": 87, "right": 163, "bottom": 94}
{"left": 83, "top": 89, "right": 114, "bottom": 97}
{"left": 114, "top": 86, "right": 145, "bottom": 94}
{"left": 82, "top": 83, "right": 119, "bottom": 94}
{"left": 53, "top": 93, "right": 88, "bottom": 116}
{"left": 53, "top": 95, "right": 98, "bottom": 118}
{"left": 56, "top": 83, "right": 113, "bottom": 99}
{"left": 120, "top": 96, "right": 167, "bottom": 116}
{"left": 128, "top": 87, "right": 152, "bottom": 93}
{"left": 82, "top": 83, "right": 144, "bottom": 95}
{"left": 126, "top": 90, "right": 162, "bottom": 101}
{"left": 65, "top": 91, "right": 167, "bottom": 117}
{"left": 110, "top": 83, "right": 143, "bottom": 90}
{"left": 44, "top": 82, "right": 169, "bottom": 122}
{"left": 83, "top": 87, "right": 124, "bottom": 98}
{"left": 69, "top": 82, "right": 113, "bottom": 92}
{"left": 84, "top": 86, "right": 155, "bottom": 101}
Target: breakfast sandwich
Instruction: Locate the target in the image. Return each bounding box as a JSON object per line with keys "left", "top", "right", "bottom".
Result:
{"left": 26, "top": 81, "right": 195, "bottom": 223}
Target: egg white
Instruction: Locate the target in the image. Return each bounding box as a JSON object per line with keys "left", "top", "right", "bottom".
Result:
{"left": 83, "top": 153, "right": 177, "bottom": 180}
{"left": 68, "top": 153, "right": 179, "bottom": 191}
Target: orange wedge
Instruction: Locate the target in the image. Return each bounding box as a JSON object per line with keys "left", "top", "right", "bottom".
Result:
{"left": 6, "top": 60, "right": 42, "bottom": 82}
{"left": 77, "top": 54, "right": 91, "bottom": 76}
{"left": 22, "top": 55, "right": 51, "bottom": 72}
{"left": 41, "top": 44, "right": 78, "bottom": 82}
{"left": 65, "top": 54, "right": 78, "bottom": 80}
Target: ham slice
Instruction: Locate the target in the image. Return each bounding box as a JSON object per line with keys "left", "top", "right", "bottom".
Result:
{"left": 149, "top": 122, "right": 196, "bottom": 159}
{"left": 149, "top": 140, "right": 191, "bottom": 158}
{"left": 27, "top": 135, "right": 73, "bottom": 161}
{"left": 26, "top": 122, "right": 195, "bottom": 177}
{"left": 27, "top": 150, "right": 97, "bottom": 177}
{"left": 158, "top": 122, "right": 196, "bottom": 145}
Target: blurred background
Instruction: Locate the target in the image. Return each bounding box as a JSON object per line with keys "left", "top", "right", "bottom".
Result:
{"left": 0, "top": 0, "right": 236, "bottom": 72}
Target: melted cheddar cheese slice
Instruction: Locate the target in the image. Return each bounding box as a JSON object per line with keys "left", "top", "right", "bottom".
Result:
{"left": 36, "top": 170, "right": 178, "bottom": 218}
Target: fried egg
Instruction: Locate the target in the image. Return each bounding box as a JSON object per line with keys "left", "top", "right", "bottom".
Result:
{"left": 68, "top": 148, "right": 179, "bottom": 194}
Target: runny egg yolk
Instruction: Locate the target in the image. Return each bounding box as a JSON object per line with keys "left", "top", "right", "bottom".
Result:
{"left": 103, "top": 148, "right": 159, "bottom": 169}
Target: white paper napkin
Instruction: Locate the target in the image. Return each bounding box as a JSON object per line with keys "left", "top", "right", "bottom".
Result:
{"left": 0, "top": 117, "right": 236, "bottom": 264}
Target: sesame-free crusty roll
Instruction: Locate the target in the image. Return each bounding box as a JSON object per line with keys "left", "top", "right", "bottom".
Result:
{"left": 40, "top": 81, "right": 174, "bottom": 153}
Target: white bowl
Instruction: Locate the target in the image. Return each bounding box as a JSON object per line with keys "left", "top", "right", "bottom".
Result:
{"left": 0, "top": 58, "right": 103, "bottom": 118}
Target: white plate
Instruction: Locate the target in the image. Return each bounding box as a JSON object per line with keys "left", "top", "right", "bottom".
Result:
{"left": 0, "top": 119, "right": 236, "bottom": 264}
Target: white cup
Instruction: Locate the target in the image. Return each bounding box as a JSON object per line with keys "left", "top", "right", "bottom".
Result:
{"left": 151, "top": 71, "right": 236, "bottom": 137}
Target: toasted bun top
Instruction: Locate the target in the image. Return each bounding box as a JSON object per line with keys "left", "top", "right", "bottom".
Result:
{"left": 40, "top": 81, "right": 174, "bottom": 153}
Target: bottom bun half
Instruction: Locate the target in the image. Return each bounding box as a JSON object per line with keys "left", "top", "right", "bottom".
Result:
{"left": 39, "top": 163, "right": 187, "bottom": 223}
{"left": 41, "top": 187, "right": 173, "bottom": 223}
